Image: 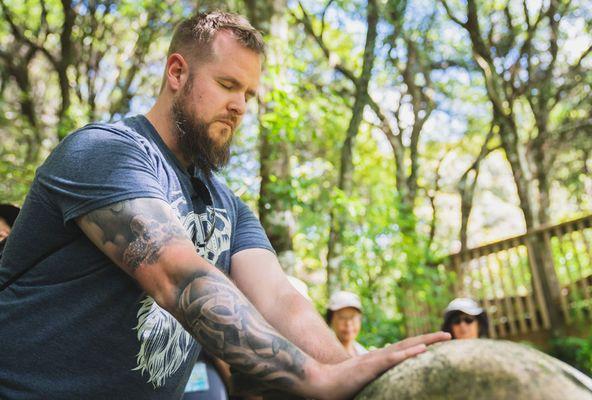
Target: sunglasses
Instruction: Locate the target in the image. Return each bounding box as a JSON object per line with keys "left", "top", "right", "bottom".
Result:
{"left": 190, "top": 176, "right": 216, "bottom": 248}
{"left": 451, "top": 315, "right": 476, "bottom": 325}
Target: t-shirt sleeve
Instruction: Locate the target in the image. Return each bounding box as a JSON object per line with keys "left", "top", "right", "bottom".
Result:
{"left": 36, "top": 125, "right": 167, "bottom": 224}
{"left": 230, "top": 196, "right": 275, "bottom": 256}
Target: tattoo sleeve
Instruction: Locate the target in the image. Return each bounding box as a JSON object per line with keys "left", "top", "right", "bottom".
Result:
{"left": 78, "top": 198, "right": 308, "bottom": 390}
{"left": 178, "top": 270, "right": 306, "bottom": 388}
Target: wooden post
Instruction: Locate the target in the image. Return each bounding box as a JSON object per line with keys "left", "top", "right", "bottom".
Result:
{"left": 526, "top": 230, "right": 564, "bottom": 333}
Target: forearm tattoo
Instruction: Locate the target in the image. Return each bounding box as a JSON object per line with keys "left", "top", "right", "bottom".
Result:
{"left": 178, "top": 271, "right": 306, "bottom": 388}
{"left": 80, "top": 198, "right": 307, "bottom": 388}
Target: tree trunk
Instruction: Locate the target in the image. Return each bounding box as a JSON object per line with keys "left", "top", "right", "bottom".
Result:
{"left": 247, "top": 0, "right": 297, "bottom": 273}
{"left": 325, "top": 0, "right": 379, "bottom": 296}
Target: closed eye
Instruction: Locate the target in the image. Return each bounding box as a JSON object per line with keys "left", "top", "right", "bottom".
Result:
{"left": 218, "top": 77, "right": 257, "bottom": 102}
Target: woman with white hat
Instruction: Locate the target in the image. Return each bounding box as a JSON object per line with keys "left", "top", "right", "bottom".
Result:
{"left": 441, "top": 297, "right": 489, "bottom": 339}
{"left": 326, "top": 291, "right": 368, "bottom": 356}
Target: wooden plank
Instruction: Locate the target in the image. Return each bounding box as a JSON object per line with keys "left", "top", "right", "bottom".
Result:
{"left": 554, "top": 227, "right": 583, "bottom": 321}
{"left": 577, "top": 221, "right": 592, "bottom": 316}
{"left": 568, "top": 229, "right": 592, "bottom": 316}
{"left": 450, "top": 215, "right": 592, "bottom": 260}
{"left": 484, "top": 252, "right": 507, "bottom": 337}
{"left": 513, "top": 239, "right": 540, "bottom": 332}
{"left": 504, "top": 241, "right": 528, "bottom": 333}
{"left": 546, "top": 230, "right": 573, "bottom": 324}
{"left": 493, "top": 245, "right": 518, "bottom": 335}
{"left": 525, "top": 238, "right": 551, "bottom": 329}
{"left": 476, "top": 250, "right": 496, "bottom": 338}
{"left": 577, "top": 221, "right": 592, "bottom": 276}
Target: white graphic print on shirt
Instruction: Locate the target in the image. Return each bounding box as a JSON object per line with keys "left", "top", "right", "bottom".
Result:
{"left": 133, "top": 201, "right": 232, "bottom": 387}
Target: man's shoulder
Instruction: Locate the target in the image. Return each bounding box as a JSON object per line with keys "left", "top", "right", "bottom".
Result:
{"left": 37, "top": 118, "right": 162, "bottom": 180}
{"left": 63, "top": 118, "right": 148, "bottom": 149}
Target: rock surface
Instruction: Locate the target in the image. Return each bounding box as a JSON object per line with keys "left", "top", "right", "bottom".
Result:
{"left": 356, "top": 339, "right": 592, "bottom": 400}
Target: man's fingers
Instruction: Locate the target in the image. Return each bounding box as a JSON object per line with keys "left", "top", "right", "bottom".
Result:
{"left": 389, "top": 343, "right": 427, "bottom": 365}
{"left": 391, "top": 331, "right": 451, "bottom": 351}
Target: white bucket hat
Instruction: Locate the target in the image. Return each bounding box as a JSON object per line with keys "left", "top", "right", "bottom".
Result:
{"left": 444, "top": 297, "right": 483, "bottom": 316}
{"left": 328, "top": 291, "right": 362, "bottom": 312}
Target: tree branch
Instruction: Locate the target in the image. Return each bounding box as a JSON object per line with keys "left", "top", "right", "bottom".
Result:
{"left": 292, "top": 2, "right": 357, "bottom": 83}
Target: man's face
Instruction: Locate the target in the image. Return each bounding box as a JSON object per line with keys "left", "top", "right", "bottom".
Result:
{"left": 171, "top": 31, "right": 261, "bottom": 174}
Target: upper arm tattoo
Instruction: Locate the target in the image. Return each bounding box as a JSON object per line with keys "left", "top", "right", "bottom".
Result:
{"left": 78, "top": 198, "right": 189, "bottom": 271}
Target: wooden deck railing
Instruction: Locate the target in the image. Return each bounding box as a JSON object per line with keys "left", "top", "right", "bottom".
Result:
{"left": 404, "top": 214, "right": 592, "bottom": 339}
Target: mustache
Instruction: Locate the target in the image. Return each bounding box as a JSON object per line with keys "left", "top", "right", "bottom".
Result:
{"left": 214, "top": 114, "right": 239, "bottom": 129}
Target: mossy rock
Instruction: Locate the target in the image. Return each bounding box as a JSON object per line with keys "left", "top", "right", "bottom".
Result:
{"left": 356, "top": 339, "right": 592, "bottom": 400}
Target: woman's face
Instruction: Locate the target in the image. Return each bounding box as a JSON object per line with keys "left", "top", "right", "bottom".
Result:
{"left": 451, "top": 312, "right": 480, "bottom": 339}
{"left": 330, "top": 307, "right": 362, "bottom": 344}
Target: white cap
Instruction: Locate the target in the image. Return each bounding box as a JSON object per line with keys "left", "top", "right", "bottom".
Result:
{"left": 444, "top": 298, "right": 483, "bottom": 316}
{"left": 328, "top": 291, "right": 362, "bottom": 312}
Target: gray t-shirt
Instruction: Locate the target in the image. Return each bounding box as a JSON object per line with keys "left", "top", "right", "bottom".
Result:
{"left": 0, "top": 115, "right": 273, "bottom": 399}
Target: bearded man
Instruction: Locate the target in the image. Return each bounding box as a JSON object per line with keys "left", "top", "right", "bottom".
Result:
{"left": 0, "top": 12, "right": 449, "bottom": 399}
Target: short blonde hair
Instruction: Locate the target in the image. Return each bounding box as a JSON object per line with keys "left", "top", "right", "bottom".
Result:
{"left": 167, "top": 11, "right": 265, "bottom": 64}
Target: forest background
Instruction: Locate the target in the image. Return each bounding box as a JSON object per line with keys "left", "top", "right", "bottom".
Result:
{"left": 1, "top": 0, "right": 591, "bottom": 359}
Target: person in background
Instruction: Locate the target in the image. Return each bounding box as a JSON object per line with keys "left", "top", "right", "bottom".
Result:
{"left": 441, "top": 297, "right": 489, "bottom": 339}
{"left": 0, "top": 204, "right": 19, "bottom": 243}
{"left": 326, "top": 291, "right": 368, "bottom": 357}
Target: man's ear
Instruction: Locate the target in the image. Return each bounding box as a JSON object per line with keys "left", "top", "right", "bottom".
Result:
{"left": 165, "top": 53, "right": 190, "bottom": 93}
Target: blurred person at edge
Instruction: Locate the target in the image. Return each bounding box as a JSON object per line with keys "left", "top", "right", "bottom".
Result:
{"left": 441, "top": 298, "right": 489, "bottom": 339}
{"left": 326, "top": 291, "right": 368, "bottom": 357}
{"left": 0, "top": 204, "right": 19, "bottom": 242}
{"left": 0, "top": 204, "right": 20, "bottom": 252}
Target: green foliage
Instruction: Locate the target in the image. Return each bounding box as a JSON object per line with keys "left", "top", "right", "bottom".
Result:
{"left": 549, "top": 335, "right": 592, "bottom": 376}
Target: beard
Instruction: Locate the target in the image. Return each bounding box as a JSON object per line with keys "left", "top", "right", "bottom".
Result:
{"left": 171, "top": 83, "right": 233, "bottom": 176}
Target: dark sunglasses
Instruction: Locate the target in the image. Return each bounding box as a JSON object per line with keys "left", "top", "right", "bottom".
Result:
{"left": 451, "top": 315, "right": 476, "bottom": 325}
{"left": 190, "top": 176, "right": 216, "bottom": 248}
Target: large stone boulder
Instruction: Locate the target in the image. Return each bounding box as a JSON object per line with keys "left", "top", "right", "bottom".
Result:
{"left": 356, "top": 339, "right": 592, "bottom": 400}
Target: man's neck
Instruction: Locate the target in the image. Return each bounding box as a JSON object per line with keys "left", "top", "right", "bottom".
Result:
{"left": 145, "top": 99, "right": 191, "bottom": 169}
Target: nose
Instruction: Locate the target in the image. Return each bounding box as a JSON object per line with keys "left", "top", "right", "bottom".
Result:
{"left": 228, "top": 92, "right": 247, "bottom": 116}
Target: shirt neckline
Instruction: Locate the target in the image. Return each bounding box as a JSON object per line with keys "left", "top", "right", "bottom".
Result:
{"left": 135, "top": 114, "right": 192, "bottom": 178}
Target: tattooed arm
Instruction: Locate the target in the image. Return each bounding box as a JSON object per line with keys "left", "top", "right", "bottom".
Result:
{"left": 77, "top": 198, "right": 450, "bottom": 399}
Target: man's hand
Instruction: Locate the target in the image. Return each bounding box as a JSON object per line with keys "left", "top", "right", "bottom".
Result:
{"left": 231, "top": 331, "right": 451, "bottom": 399}
{"left": 306, "top": 332, "right": 451, "bottom": 399}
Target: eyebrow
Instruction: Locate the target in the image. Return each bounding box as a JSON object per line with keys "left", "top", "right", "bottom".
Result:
{"left": 218, "top": 76, "right": 257, "bottom": 98}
